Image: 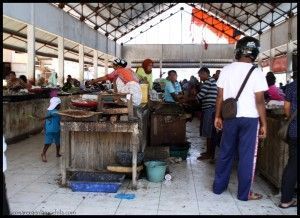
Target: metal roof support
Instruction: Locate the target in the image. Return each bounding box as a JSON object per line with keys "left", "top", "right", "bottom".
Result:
{"left": 4, "top": 3, "right": 118, "bottom": 57}
{"left": 109, "top": 3, "right": 159, "bottom": 36}
{"left": 99, "top": 3, "right": 140, "bottom": 30}
{"left": 27, "top": 3, "right": 35, "bottom": 84}
{"left": 232, "top": 4, "right": 271, "bottom": 28}
{"left": 58, "top": 36, "right": 64, "bottom": 86}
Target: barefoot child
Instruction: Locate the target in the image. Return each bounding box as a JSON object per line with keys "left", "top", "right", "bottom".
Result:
{"left": 40, "top": 97, "right": 62, "bottom": 162}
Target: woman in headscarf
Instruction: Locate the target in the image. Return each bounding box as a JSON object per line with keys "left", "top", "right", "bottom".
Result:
{"left": 136, "top": 58, "right": 154, "bottom": 90}
{"left": 87, "top": 58, "right": 142, "bottom": 106}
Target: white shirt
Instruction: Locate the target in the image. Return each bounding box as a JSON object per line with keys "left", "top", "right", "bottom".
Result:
{"left": 217, "top": 62, "right": 268, "bottom": 118}
{"left": 3, "top": 136, "right": 7, "bottom": 172}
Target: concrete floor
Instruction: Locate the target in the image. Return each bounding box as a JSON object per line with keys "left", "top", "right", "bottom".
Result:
{"left": 4, "top": 120, "right": 297, "bottom": 215}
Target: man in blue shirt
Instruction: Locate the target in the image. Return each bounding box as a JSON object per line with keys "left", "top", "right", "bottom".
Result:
{"left": 279, "top": 73, "right": 297, "bottom": 208}
{"left": 164, "top": 70, "right": 184, "bottom": 103}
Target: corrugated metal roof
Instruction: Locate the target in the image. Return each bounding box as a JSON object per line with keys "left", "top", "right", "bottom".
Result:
{"left": 52, "top": 3, "right": 297, "bottom": 40}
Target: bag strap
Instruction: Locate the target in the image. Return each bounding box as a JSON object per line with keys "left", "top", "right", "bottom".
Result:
{"left": 235, "top": 65, "right": 256, "bottom": 100}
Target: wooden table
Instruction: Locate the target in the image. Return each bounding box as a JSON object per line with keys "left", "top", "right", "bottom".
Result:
{"left": 60, "top": 120, "right": 140, "bottom": 189}
{"left": 257, "top": 115, "right": 289, "bottom": 189}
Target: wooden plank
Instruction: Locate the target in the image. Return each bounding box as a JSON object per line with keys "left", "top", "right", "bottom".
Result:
{"left": 131, "top": 125, "right": 139, "bottom": 189}
{"left": 60, "top": 129, "right": 69, "bottom": 185}
{"left": 61, "top": 121, "right": 137, "bottom": 132}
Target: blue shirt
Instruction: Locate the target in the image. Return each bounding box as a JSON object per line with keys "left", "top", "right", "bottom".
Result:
{"left": 284, "top": 80, "right": 297, "bottom": 138}
{"left": 45, "top": 109, "right": 61, "bottom": 133}
{"left": 164, "top": 81, "right": 182, "bottom": 103}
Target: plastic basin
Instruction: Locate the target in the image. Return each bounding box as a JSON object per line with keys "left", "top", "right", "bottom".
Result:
{"left": 144, "top": 161, "right": 167, "bottom": 183}
{"left": 69, "top": 171, "right": 125, "bottom": 193}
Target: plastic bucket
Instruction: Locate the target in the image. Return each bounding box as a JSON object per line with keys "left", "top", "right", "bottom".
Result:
{"left": 144, "top": 161, "right": 167, "bottom": 183}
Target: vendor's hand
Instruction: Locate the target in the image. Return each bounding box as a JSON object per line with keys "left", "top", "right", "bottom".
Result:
{"left": 214, "top": 117, "right": 223, "bottom": 131}
{"left": 258, "top": 125, "right": 267, "bottom": 139}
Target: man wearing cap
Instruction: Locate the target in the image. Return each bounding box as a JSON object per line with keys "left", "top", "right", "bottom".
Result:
{"left": 39, "top": 97, "right": 62, "bottom": 162}
{"left": 87, "top": 58, "right": 142, "bottom": 106}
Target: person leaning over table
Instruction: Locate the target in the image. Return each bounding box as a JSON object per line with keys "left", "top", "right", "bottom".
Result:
{"left": 163, "top": 70, "right": 185, "bottom": 103}
{"left": 6, "top": 71, "right": 31, "bottom": 90}
{"left": 87, "top": 58, "right": 142, "bottom": 106}
{"left": 136, "top": 58, "right": 154, "bottom": 90}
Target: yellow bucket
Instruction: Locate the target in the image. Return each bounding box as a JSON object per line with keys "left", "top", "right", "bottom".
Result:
{"left": 140, "top": 84, "right": 148, "bottom": 103}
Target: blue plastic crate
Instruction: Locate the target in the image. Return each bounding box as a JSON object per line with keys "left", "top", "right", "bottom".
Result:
{"left": 69, "top": 171, "right": 125, "bottom": 193}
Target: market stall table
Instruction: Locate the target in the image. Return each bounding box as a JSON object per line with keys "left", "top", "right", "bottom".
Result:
{"left": 60, "top": 120, "right": 140, "bottom": 189}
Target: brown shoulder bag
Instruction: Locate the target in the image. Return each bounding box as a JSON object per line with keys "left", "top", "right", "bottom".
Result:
{"left": 222, "top": 66, "right": 256, "bottom": 120}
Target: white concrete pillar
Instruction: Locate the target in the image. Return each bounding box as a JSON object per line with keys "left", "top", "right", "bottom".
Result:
{"left": 27, "top": 24, "right": 35, "bottom": 84}
{"left": 79, "top": 44, "right": 84, "bottom": 83}
{"left": 286, "top": 17, "right": 293, "bottom": 83}
{"left": 104, "top": 55, "right": 109, "bottom": 75}
{"left": 159, "top": 59, "right": 162, "bottom": 77}
{"left": 93, "top": 50, "right": 98, "bottom": 79}
{"left": 269, "top": 26, "right": 275, "bottom": 71}
{"left": 58, "top": 36, "right": 64, "bottom": 86}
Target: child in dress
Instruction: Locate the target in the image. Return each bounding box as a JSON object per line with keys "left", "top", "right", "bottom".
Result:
{"left": 40, "top": 97, "right": 62, "bottom": 162}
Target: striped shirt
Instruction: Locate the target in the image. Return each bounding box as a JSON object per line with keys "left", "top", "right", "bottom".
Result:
{"left": 196, "top": 77, "right": 217, "bottom": 109}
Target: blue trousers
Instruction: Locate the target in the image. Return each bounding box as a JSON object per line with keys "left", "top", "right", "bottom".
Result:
{"left": 213, "top": 117, "right": 259, "bottom": 201}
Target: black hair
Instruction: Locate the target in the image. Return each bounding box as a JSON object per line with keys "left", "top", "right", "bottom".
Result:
{"left": 168, "top": 70, "right": 177, "bottom": 76}
{"left": 67, "top": 75, "right": 71, "bottom": 78}
{"left": 19, "top": 75, "right": 27, "bottom": 83}
{"left": 266, "top": 72, "right": 276, "bottom": 86}
{"left": 55, "top": 104, "right": 61, "bottom": 110}
{"left": 198, "top": 67, "right": 210, "bottom": 76}
{"left": 9, "top": 71, "right": 16, "bottom": 76}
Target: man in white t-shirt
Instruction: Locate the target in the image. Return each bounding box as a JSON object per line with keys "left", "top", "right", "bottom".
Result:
{"left": 213, "top": 36, "right": 268, "bottom": 201}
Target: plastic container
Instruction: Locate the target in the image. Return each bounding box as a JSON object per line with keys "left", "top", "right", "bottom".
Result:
{"left": 116, "top": 151, "right": 144, "bottom": 167}
{"left": 144, "top": 161, "right": 167, "bottom": 183}
{"left": 69, "top": 171, "right": 125, "bottom": 193}
{"left": 169, "top": 145, "right": 189, "bottom": 160}
{"left": 140, "top": 84, "right": 149, "bottom": 103}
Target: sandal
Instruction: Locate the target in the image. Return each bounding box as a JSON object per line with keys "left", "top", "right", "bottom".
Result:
{"left": 279, "top": 200, "right": 297, "bottom": 209}
{"left": 248, "top": 192, "right": 263, "bottom": 200}
{"left": 197, "top": 154, "right": 212, "bottom": 160}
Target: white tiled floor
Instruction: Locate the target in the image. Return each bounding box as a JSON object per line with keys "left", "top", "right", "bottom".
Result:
{"left": 4, "top": 120, "right": 297, "bottom": 215}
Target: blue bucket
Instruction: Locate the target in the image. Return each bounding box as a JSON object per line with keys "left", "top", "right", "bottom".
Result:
{"left": 144, "top": 161, "right": 167, "bottom": 183}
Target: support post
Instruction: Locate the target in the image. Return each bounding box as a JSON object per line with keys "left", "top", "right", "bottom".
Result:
{"left": 93, "top": 50, "right": 98, "bottom": 79}
{"left": 58, "top": 36, "right": 64, "bottom": 86}
{"left": 79, "top": 44, "right": 84, "bottom": 84}
{"left": 104, "top": 55, "right": 109, "bottom": 75}
{"left": 286, "top": 16, "right": 293, "bottom": 83}
{"left": 27, "top": 24, "right": 35, "bottom": 84}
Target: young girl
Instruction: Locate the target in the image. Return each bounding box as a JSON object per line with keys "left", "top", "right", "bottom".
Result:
{"left": 40, "top": 97, "right": 62, "bottom": 162}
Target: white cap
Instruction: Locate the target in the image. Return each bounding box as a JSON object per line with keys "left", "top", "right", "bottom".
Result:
{"left": 48, "top": 97, "right": 61, "bottom": 110}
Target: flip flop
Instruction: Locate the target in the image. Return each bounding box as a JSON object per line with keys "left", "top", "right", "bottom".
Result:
{"left": 248, "top": 192, "right": 263, "bottom": 200}
{"left": 278, "top": 200, "right": 297, "bottom": 209}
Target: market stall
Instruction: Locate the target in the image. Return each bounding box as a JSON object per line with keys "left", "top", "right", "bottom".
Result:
{"left": 257, "top": 110, "right": 289, "bottom": 189}
{"left": 59, "top": 93, "right": 149, "bottom": 189}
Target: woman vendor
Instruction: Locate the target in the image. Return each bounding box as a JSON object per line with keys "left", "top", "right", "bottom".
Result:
{"left": 87, "top": 58, "right": 142, "bottom": 106}
{"left": 136, "top": 59, "right": 154, "bottom": 90}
